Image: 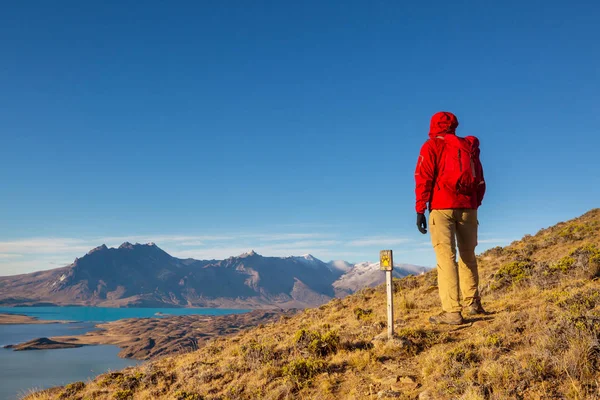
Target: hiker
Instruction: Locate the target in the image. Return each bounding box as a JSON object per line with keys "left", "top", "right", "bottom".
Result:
{"left": 414, "top": 111, "right": 487, "bottom": 325}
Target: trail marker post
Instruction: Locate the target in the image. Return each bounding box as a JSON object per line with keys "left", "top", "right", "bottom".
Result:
{"left": 380, "top": 250, "right": 394, "bottom": 339}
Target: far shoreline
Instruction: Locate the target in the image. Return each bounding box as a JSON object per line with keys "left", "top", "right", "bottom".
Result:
{"left": 3, "top": 309, "right": 293, "bottom": 359}
{"left": 0, "top": 313, "right": 72, "bottom": 325}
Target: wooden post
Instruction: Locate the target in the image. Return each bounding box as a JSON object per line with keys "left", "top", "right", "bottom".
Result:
{"left": 380, "top": 250, "right": 394, "bottom": 339}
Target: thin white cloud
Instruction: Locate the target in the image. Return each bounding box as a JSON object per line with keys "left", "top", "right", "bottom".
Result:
{"left": 239, "top": 233, "right": 332, "bottom": 241}
{"left": 0, "top": 238, "right": 91, "bottom": 255}
{"left": 173, "top": 247, "right": 257, "bottom": 260}
{"left": 0, "top": 231, "right": 426, "bottom": 276}
{"left": 262, "top": 240, "right": 342, "bottom": 250}
{"left": 347, "top": 237, "right": 412, "bottom": 247}
{"left": 0, "top": 257, "right": 72, "bottom": 276}
{"left": 0, "top": 233, "right": 328, "bottom": 255}
{"left": 179, "top": 241, "right": 206, "bottom": 246}
{"left": 96, "top": 235, "right": 235, "bottom": 245}
{"left": 172, "top": 246, "right": 369, "bottom": 263}
{"left": 0, "top": 253, "right": 23, "bottom": 259}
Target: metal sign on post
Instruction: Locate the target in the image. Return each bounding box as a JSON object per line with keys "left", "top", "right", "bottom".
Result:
{"left": 379, "top": 250, "right": 394, "bottom": 339}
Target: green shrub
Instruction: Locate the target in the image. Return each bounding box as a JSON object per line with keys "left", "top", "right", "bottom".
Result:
{"left": 241, "top": 339, "right": 277, "bottom": 367}
{"left": 353, "top": 307, "right": 373, "bottom": 320}
{"left": 555, "top": 290, "right": 600, "bottom": 315}
{"left": 484, "top": 334, "right": 503, "bottom": 348}
{"left": 283, "top": 358, "right": 327, "bottom": 389}
{"left": 99, "top": 372, "right": 123, "bottom": 387}
{"left": 294, "top": 329, "right": 339, "bottom": 357}
{"left": 549, "top": 256, "right": 575, "bottom": 272}
{"left": 113, "top": 390, "right": 134, "bottom": 400}
{"left": 58, "top": 381, "right": 85, "bottom": 399}
{"left": 205, "top": 343, "right": 223, "bottom": 355}
{"left": 558, "top": 223, "right": 593, "bottom": 240}
{"left": 575, "top": 244, "right": 600, "bottom": 277}
{"left": 446, "top": 344, "right": 480, "bottom": 367}
{"left": 492, "top": 261, "right": 533, "bottom": 289}
{"left": 99, "top": 371, "right": 143, "bottom": 390}
{"left": 395, "top": 327, "right": 447, "bottom": 354}
{"left": 174, "top": 390, "right": 203, "bottom": 400}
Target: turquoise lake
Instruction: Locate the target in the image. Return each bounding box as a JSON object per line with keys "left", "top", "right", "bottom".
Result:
{"left": 0, "top": 307, "right": 249, "bottom": 400}
{"left": 0, "top": 306, "right": 249, "bottom": 322}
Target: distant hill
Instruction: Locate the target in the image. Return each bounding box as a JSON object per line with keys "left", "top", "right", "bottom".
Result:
{"left": 0, "top": 244, "right": 425, "bottom": 308}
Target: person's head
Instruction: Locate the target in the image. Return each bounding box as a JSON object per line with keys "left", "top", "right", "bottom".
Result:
{"left": 429, "top": 111, "right": 458, "bottom": 138}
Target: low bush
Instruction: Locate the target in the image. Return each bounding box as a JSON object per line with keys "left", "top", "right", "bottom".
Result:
{"left": 283, "top": 358, "right": 327, "bottom": 389}
{"left": 58, "top": 381, "right": 85, "bottom": 399}
{"left": 353, "top": 307, "right": 373, "bottom": 320}
{"left": 294, "top": 329, "right": 339, "bottom": 357}
{"left": 113, "top": 390, "right": 134, "bottom": 400}
{"left": 174, "top": 391, "right": 203, "bottom": 400}
{"left": 492, "top": 261, "right": 534, "bottom": 289}
{"left": 241, "top": 339, "right": 278, "bottom": 367}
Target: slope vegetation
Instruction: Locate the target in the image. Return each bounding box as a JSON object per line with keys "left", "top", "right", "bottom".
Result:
{"left": 26, "top": 209, "right": 600, "bottom": 399}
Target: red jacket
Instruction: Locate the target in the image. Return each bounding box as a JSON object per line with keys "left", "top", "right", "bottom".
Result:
{"left": 414, "top": 112, "right": 486, "bottom": 214}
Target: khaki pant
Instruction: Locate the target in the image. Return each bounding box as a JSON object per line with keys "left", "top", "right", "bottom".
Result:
{"left": 430, "top": 209, "right": 480, "bottom": 313}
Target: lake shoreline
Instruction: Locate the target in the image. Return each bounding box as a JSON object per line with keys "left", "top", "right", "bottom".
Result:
{"left": 0, "top": 313, "right": 72, "bottom": 325}
{"left": 5, "top": 309, "right": 294, "bottom": 360}
{"left": 5, "top": 337, "right": 87, "bottom": 351}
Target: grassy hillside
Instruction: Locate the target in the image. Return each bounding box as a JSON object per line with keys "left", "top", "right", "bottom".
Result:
{"left": 26, "top": 209, "right": 600, "bottom": 400}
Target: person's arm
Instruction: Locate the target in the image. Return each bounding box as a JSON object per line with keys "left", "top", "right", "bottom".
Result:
{"left": 477, "top": 165, "right": 486, "bottom": 207}
{"left": 415, "top": 140, "right": 436, "bottom": 214}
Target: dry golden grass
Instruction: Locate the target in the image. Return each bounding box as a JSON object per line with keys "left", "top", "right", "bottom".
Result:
{"left": 22, "top": 209, "right": 600, "bottom": 400}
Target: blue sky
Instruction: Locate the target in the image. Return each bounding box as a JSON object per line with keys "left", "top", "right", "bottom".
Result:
{"left": 1, "top": 1, "right": 599, "bottom": 275}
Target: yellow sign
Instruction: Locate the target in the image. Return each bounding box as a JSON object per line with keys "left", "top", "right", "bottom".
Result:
{"left": 380, "top": 250, "right": 393, "bottom": 271}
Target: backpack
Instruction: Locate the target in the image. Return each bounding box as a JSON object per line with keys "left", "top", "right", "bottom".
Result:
{"left": 436, "top": 135, "right": 483, "bottom": 195}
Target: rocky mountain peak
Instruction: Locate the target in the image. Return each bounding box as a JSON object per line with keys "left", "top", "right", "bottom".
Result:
{"left": 87, "top": 244, "right": 108, "bottom": 255}
{"left": 238, "top": 250, "right": 259, "bottom": 258}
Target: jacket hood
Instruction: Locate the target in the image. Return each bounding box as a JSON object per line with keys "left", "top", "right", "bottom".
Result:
{"left": 429, "top": 111, "right": 459, "bottom": 138}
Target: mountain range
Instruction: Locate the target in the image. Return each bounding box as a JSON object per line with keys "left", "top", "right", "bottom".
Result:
{"left": 0, "top": 242, "right": 426, "bottom": 308}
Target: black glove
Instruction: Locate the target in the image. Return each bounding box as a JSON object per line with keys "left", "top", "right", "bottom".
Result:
{"left": 416, "top": 213, "right": 427, "bottom": 234}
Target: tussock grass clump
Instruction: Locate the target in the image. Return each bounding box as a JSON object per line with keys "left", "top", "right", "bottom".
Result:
{"left": 398, "top": 293, "right": 417, "bottom": 311}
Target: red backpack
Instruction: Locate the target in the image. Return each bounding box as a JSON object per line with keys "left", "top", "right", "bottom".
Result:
{"left": 437, "top": 135, "right": 483, "bottom": 195}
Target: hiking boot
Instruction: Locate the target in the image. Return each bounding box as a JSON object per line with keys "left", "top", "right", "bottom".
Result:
{"left": 467, "top": 300, "right": 488, "bottom": 315}
{"left": 429, "top": 312, "right": 464, "bottom": 325}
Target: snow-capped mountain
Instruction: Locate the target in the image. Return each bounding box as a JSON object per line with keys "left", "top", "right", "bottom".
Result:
{"left": 327, "top": 260, "right": 354, "bottom": 275}
{"left": 332, "top": 261, "right": 428, "bottom": 297}
{"left": 0, "top": 243, "right": 429, "bottom": 308}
